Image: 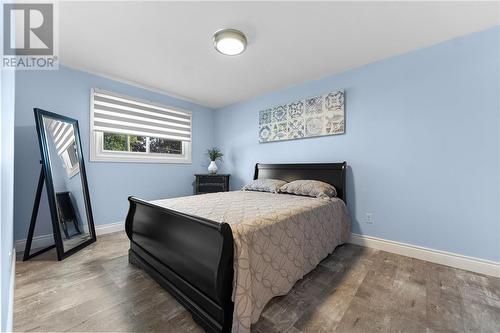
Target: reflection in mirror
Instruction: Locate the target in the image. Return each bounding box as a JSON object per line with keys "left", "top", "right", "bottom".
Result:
{"left": 42, "top": 116, "right": 92, "bottom": 252}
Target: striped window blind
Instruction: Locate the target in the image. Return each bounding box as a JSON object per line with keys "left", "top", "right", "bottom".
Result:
{"left": 91, "top": 89, "right": 192, "bottom": 142}
{"left": 49, "top": 120, "right": 76, "bottom": 156}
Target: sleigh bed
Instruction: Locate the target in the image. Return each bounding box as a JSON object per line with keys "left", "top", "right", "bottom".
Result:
{"left": 125, "top": 162, "right": 349, "bottom": 333}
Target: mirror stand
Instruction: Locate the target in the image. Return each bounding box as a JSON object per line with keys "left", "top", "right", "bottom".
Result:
{"left": 23, "top": 164, "right": 57, "bottom": 261}
{"left": 25, "top": 108, "right": 97, "bottom": 261}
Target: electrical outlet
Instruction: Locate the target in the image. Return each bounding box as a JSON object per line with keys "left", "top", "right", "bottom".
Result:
{"left": 365, "top": 213, "right": 373, "bottom": 224}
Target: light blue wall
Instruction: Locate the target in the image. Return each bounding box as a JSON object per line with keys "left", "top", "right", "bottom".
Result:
{"left": 214, "top": 27, "right": 500, "bottom": 262}
{"left": 14, "top": 66, "right": 215, "bottom": 241}
{"left": 14, "top": 28, "right": 500, "bottom": 262}
{"left": 1, "top": 68, "right": 16, "bottom": 332}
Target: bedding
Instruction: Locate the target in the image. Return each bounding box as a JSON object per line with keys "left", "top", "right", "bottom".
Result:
{"left": 153, "top": 190, "right": 350, "bottom": 333}
{"left": 242, "top": 178, "right": 287, "bottom": 193}
{"left": 279, "top": 179, "right": 337, "bottom": 198}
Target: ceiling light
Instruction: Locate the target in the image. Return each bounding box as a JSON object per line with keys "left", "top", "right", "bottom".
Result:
{"left": 213, "top": 29, "right": 247, "bottom": 56}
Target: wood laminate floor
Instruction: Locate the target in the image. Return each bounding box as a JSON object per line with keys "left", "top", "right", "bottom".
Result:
{"left": 14, "top": 232, "right": 500, "bottom": 333}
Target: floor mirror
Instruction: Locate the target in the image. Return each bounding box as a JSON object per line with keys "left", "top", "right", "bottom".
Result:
{"left": 24, "top": 108, "right": 96, "bottom": 261}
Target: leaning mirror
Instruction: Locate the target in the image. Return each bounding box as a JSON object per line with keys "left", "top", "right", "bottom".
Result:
{"left": 29, "top": 108, "right": 96, "bottom": 260}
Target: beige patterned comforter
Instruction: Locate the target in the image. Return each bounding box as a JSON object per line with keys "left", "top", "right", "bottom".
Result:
{"left": 153, "top": 190, "right": 350, "bottom": 333}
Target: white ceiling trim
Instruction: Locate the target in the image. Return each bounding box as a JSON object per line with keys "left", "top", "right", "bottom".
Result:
{"left": 61, "top": 63, "right": 210, "bottom": 109}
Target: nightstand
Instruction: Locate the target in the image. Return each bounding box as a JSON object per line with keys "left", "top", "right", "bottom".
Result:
{"left": 195, "top": 174, "right": 230, "bottom": 194}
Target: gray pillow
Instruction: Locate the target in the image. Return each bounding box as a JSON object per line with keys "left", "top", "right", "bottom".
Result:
{"left": 242, "top": 179, "right": 288, "bottom": 194}
{"left": 279, "top": 180, "right": 337, "bottom": 199}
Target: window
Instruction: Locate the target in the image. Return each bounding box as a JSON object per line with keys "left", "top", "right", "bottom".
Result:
{"left": 90, "top": 89, "right": 192, "bottom": 163}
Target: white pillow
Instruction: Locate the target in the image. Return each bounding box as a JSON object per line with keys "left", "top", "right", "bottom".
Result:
{"left": 242, "top": 179, "right": 288, "bottom": 194}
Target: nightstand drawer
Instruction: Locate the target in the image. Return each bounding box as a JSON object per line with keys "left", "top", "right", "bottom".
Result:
{"left": 195, "top": 174, "right": 230, "bottom": 195}
{"left": 198, "top": 176, "right": 226, "bottom": 184}
{"left": 197, "top": 184, "right": 226, "bottom": 193}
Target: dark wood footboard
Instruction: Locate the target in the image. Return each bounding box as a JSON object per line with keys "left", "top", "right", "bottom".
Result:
{"left": 125, "top": 196, "right": 234, "bottom": 333}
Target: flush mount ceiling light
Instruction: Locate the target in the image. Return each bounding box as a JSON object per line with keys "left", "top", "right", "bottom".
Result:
{"left": 213, "top": 28, "right": 247, "bottom": 56}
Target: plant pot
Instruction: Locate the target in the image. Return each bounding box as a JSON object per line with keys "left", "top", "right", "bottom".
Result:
{"left": 208, "top": 160, "right": 218, "bottom": 174}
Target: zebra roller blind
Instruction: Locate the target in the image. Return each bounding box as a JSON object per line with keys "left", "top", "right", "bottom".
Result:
{"left": 91, "top": 89, "right": 192, "bottom": 142}
{"left": 49, "top": 120, "right": 75, "bottom": 156}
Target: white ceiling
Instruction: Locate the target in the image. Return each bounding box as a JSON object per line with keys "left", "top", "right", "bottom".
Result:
{"left": 60, "top": 1, "right": 500, "bottom": 108}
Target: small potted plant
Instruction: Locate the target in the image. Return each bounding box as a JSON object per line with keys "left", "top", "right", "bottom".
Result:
{"left": 207, "top": 147, "right": 223, "bottom": 174}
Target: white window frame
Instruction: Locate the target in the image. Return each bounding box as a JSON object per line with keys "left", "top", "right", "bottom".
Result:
{"left": 90, "top": 88, "right": 192, "bottom": 164}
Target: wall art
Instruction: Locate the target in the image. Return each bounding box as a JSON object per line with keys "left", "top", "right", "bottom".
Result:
{"left": 258, "top": 90, "right": 344, "bottom": 143}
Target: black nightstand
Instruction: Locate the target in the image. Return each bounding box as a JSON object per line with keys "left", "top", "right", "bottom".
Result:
{"left": 195, "top": 174, "right": 230, "bottom": 194}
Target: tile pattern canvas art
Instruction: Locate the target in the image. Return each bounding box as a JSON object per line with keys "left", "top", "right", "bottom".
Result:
{"left": 259, "top": 90, "right": 345, "bottom": 143}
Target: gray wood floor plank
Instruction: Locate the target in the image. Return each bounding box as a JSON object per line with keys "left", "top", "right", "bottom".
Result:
{"left": 14, "top": 232, "right": 500, "bottom": 333}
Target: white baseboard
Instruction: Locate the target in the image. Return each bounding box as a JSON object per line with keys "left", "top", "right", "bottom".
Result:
{"left": 349, "top": 233, "right": 500, "bottom": 278}
{"left": 6, "top": 248, "right": 15, "bottom": 332}
{"left": 94, "top": 221, "right": 125, "bottom": 235}
{"left": 15, "top": 233, "right": 54, "bottom": 253}
{"left": 15, "top": 221, "right": 124, "bottom": 253}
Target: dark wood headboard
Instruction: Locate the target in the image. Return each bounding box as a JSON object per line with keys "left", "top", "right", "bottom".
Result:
{"left": 253, "top": 162, "right": 347, "bottom": 203}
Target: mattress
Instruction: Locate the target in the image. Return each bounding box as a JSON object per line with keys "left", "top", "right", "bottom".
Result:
{"left": 153, "top": 190, "right": 350, "bottom": 333}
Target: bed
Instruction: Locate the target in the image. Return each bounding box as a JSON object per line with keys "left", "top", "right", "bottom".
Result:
{"left": 125, "top": 162, "right": 350, "bottom": 333}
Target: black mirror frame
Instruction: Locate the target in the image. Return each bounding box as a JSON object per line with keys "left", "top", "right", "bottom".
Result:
{"left": 34, "top": 108, "right": 96, "bottom": 260}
